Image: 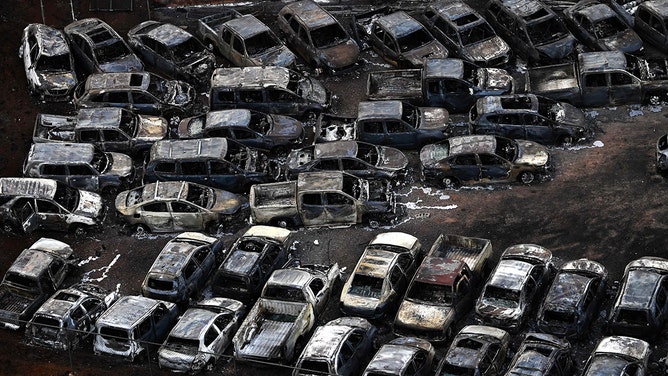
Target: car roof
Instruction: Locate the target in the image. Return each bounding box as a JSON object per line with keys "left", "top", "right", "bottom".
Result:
{"left": 168, "top": 307, "right": 218, "bottom": 340}
{"left": 640, "top": 0, "right": 668, "bottom": 16}
{"left": 573, "top": 2, "right": 618, "bottom": 23}
{"left": 205, "top": 109, "right": 252, "bottom": 129}
{"left": 97, "top": 296, "right": 167, "bottom": 329}
{"left": 267, "top": 268, "right": 314, "bottom": 289}
{"left": 211, "top": 66, "right": 291, "bottom": 89}
{"left": 242, "top": 225, "right": 292, "bottom": 243}
{"left": 366, "top": 343, "right": 421, "bottom": 373}
{"left": 226, "top": 15, "right": 271, "bottom": 39}
{"left": 424, "top": 58, "right": 466, "bottom": 80}
{"left": 280, "top": 0, "right": 338, "bottom": 29}
{"left": 7, "top": 248, "right": 60, "bottom": 279}
{"left": 85, "top": 72, "right": 150, "bottom": 90}
{"left": 578, "top": 51, "right": 627, "bottom": 74}
{"left": 28, "top": 142, "right": 95, "bottom": 164}
{"left": 134, "top": 181, "right": 203, "bottom": 202}
{"left": 618, "top": 269, "right": 662, "bottom": 309}
{"left": 377, "top": 11, "right": 424, "bottom": 38}
{"left": 448, "top": 135, "right": 497, "bottom": 155}
{"left": 542, "top": 271, "right": 592, "bottom": 310}
{"left": 498, "top": 0, "right": 552, "bottom": 19}
{"left": 0, "top": 178, "right": 59, "bottom": 199}
{"left": 595, "top": 336, "right": 650, "bottom": 362}
{"left": 476, "top": 94, "right": 539, "bottom": 115}
{"left": 29, "top": 24, "right": 70, "bottom": 56}
{"left": 354, "top": 249, "right": 399, "bottom": 278}
{"left": 488, "top": 259, "right": 534, "bottom": 291}
{"left": 369, "top": 232, "right": 419, "bottom": 251}
{"left": 150, "top": 138, "right": 230, "bottom": 161}
{"left": 358, "top": 100, "right": 404, "bottom": 121}
{"left": 414, "top": 257, "right": 465, "bottom": 286}
{"left": 297, "top": 171, "right": 348, "bottom": 191}
{"left": 76, "top": 107, "right": 126, "bottom": 129}
{"left": 65, "top": 18, "right": 118, "bottom": 45}
{"left": 33, "top": 287, "right": 91, "bottom": 319}
{"left": 144, "top": 22, "right": 192, "bottom": 47}
{"left": 429, "top": 1, "right": 480, "bottom": 23}
{"left": 148, "top": 239, "right": 207, "bottom": 277}
{"left": 314, "top": 141, "right": 358, "bottom": 159}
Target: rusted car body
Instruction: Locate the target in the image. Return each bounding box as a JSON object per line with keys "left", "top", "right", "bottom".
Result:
{"left": 93, "top": 295, "right": 179, "bottom": 361}
{"left": 209, "top": 66, "right": 331, "bottom": 118}
{"left": 23, "top": 142, "right": 133, "bottom": 192}
{"left": 286, "top": 140, "right": 408, "bottom": 180}
{"left": 19, "top": 23, "right": 77, "bottom": 101}
{"left": 635, "top": 0, "right": 668, "bottom": 50}
{"left": 25, "top": 283, "right": 119, "bottom": 350}
{"left": 485, "top": 0, "right": 577, "bottom": 64}
{"left": 73, "top": 71, "right": 198, "bottom": 117}
{"left": 33, "top": 107, "right": 168, "bottom": 155}
{"left": 419, "top": 135, "right": 552, "bottom": 188}
{"left": 198, "top": 10, "right": 296, "bottom": 68}
{"left": 504, "top": 333, "right": 572, "bottom": 375}
{"left": 141, "top": 232, "right": 223, "bottom": 304}
{"left": 0, "top": 177, "right": 105, "bottom": 234}
{"left": 419, "top": 1, "right": 511, "bottom": 67}
{"left": 537, "top": 258, "right": 608, "bottom": 338}
{"left": 292, "top": 317, "right": 377, "bottom": 376}
{"left": 158, "top": 297, "right": 246, "bottom": 373}
{"left": 475, "top": 244, "right": 553, "bottom": 331}
{"left": 177, "top": 109, "right": 305, "bottom": 154}
{"left": 582, "top": 336, "right": 650, "bottom": 376}
{"left": 277, "top": 0, "right": 360, "bottom": 73}
{"left": 362, "top": 337, "right": 435, "bottom": 376}
{"left": 470, "top": 94, "right": 590, "bottom": 146}
{"left": 608, "top": 256, "right": 668, "bottom": 338}
{"left": 563, "top": 0, "right": 643, "bottom": 54}
{"left": 656, "top": 133, "right": 668, "bottom": 173}
{"left": 340, "top": 232, "right": 422, "bottom": 319}
{"left": 128, "top": 21, "right": 215, "bottom": 85}
{"left": 64, "top": 18, "right": 143, "bottom": 73}
{"left": 211, "top": 225, "right": 292, "bottom": 302}
{"left": 435, "top": 325, "right": 510, "bottom": 376}
{"left": 115, "top": 181, "right": 246, "bottom": 233}
{"left": 249, "top": 171, "right": 400, "bottom": 228}
{"left": 359, "top": 10, "right": 448, "bottom": 69}
{"left": 0, "top": 238, "right": 74, "bottom": 330}
{"left": 144, "top": 137, "right": 281, "bottom": 193}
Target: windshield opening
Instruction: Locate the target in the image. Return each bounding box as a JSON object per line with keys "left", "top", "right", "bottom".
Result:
{"left": 95, "top": 41, "right": 130, "bottom": 64}
{"left": 406, "top": 281, "right": 453, "bottom": 305}
{"left": 172, "top": 37, "right": 205, "bottom": 62}
{"left": 348, "top": 274, "right": 383, "bottom": 298}
{"left": 185, "top": 183, "right": 213, "bottom": 208}
{"left": 245, "top": 31, "right": 281, "bottom": 56}
{"left": 4, "top": 272, "right": 39, "bottom": 291}
{"left": 401, "top": 103, "right": 420, "bottom": 128}
{"left": 248, "top": 112, "right": 271, "bottom": 134}
{"left": 54, "top": 182, "right": 79, "bottom": 211}
{"left": 118, "top": 110, "right": 137, "bottom": 136}
{"left": 91, "top": 149, "right": 109, "bottom": 173}
{"left": 397, "top": 28, "right": 432, "bottom": 52}
{"left": 593, "top": 16, "right": 627, "bottom": 39}
{"left": 527, "top": 17, "right": 569, "bottom": 45}
{"left": 263, "top": 286, "right": 305, "bottom": 302}
{"left": 495, "top": 137, "right": 517, "bottom": 161}
{"left": 357, "top": 143, "right": 379, "bottom": 165}
{"left": 483, "top": 285, "right": 520, "bottom": 308}
{"left": 459, "top": 23, "right": 496, "bottom": 46}
{"left": 310, "top": 23, "right": 348, "bottom": 49}
{"left": 36, "top": 54, "right": 72, "bottom": 72}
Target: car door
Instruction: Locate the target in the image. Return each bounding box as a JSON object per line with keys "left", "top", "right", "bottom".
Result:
{"left": 139, "top": 202, "right": 173, "bottom": 231}
{"left": 439, "top": 78, "right": 475, "bottom": 113}
{"left": 67, "top": 164, "right": 100, "bottom": 191}
{"left": 101, "top": 129, "right": 132, "bottom": 152}
{"left": 151, "top": 303, "right": 174, "bottom": 340}
{"left": 170, "top": 201, "right": 205, "bottom": 231}
{"left": 608, "top": 71, "right": 642, "bottom": 106}
{"left": 22, "top": 33, "right": 37, "bottom": 87}
{"left": 130, "top": 91, "right": 161, "bottom": 115}
{"left": 135, "top": 36, "right": 159, "bottom": 66}
{"left": 324, "top": 192, "right": 357, "bottom": 225}
{"left": 300, "top": 192, "right": 327, "bottom": 226}
{"left": 408, "top": 349, "right": 430, "bottom": 376}
{"left": 341, "top": 157, "right": 374, "bottom": 178}
{"left": 385, "top": 120, "right": 418, "bottom": 148}
{"left": 12, "top": 198, "right": 39, "bottom": 234}
{"left": 35, "top": 199, "right": 68, "bottom": 231}
{"left": 191, "top": 247, "right": 215, "bottom": 291}
{"left": 447, "top": 154, "right": 480, "bottom": 183}
{"left": 307, "top": 276, "right": 328, "bottom": 314}
{"left": 479, "top": 154, "right": 511, "bottom": 181}
{"left": 581, "top": 72, "right": 610, "bottom": 107}
{"left": 495, "top": 113, "right": 526, "bottom": 140}
{"left": 230, "top": 34, "right": 249, "bottom": 67}
{"left": 208, "top": 160, "right": 246, "bottom": 191}
{"left": 182, "top": 257, "right": 203, "bottom": 298}
{"left": 230, "top": 127, "right": 264, "bottom": 150}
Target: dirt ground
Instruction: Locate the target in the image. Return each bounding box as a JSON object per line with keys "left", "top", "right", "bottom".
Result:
{"left": 1, "top": 1, "right": 668, "bottom": 375}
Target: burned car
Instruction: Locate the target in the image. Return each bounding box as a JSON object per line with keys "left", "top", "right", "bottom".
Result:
{"left": 285, "top": 140, "right": 408, "bottom": 180}
{"left": 64, "top": 18, "right": 143, "bottom": 73}
{"left": 359, "top": 10, "right": 448, "bottom": 69}
{"left": 158, "top": 297, "right": 245, "bottom": 373}
{"left": 198, "top": 10, "right": 296, "bottom": 68}
{"left": 419, "top": 1, "right": 511, "bottom": 67}
{"left": 33, "top": 107, "right": 168, "bottom": 155}
{"left": 177, "top": 109, "right": 306, "bottom": 154}
{"left": 23, "top": 142, "right": 133, "bottom": 193}
{"left": 0, "top": 177, "right": 104, "bottom": 235}
{"left": 141, "top": 232, "right": 223, "bottom": 304}
{"left": 635, "top": 0, "right": 668, "bottom": 51}
{"left": 656, "top": 133, "right": 668, "bottom": 173}
{"left": 277, "top": 0, "right": 360, "bottom": 73}
{"left": 564, "top": 0, "right": 643, "bottom": 54}
{"left": 144, "top": 137, "right": 281, "bottom": 193}
{"left": 73, "top": 71, "right": 198, "bottom": 118}
{"left": 434, "top": 325, "right": 510, "bottom": 376}
{"left": 211, "top": 225, "right": 292, "bottom": 302}
{"left": 475, "top": 244, "right": 554, "bottom": 331}
{"left": 127, "top": 21, "right": 215, "bottom": 85}
{"left": 469, "top": 94, "right": 590, "bottom": 146}
{"left": 419, "top": 135, "right": 552, "bottom": 188}
{"left": 362, "top": 337, "right": 435, "bottom": 376}
{"left": 504, "top": 333, "right": 572, "bottom": 375}
{"left": 115, "top": 181, "right": 246, "bottom": 233}
{"left": 340, "top": 232, "right": 423, "bottom": 319}
{"left": 486, "top": 0, "right": 577, "bottom": 64}
{"left": 0, "top": 238, "right": 74, "bottom": 330}
{"left": 293, "top": 317, "right": 377, "bottom": 376}
{"left": 94, "top": 295, "right": 179, "bottom": 361}
{"left": 581, "top": 336, "right": 650, "bottom": 376}
{"left": 536, "top": 258, "right": 608, "bottom": 339}
{"left": 608, "top": 256, "right": 668, "bottom": 338}
{"left": 19, "top": 23, "right": 78, "bottom": 101}
{"left": 25, "top": 283, "right": 119, "bottom": 350}
{"left": 209, "top": 66, "right": 331, "bottom": 118}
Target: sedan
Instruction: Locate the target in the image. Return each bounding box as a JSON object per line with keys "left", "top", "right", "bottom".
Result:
{"left": 286, "top": 140, "right": 408, "bottom": 180}
{"left": 115, "top": 180, "right": 247, "bottom": 233}
{"left": 128, "top": 21, "right": 215, "bottom": 85}
{"left": 363, "top": 337, "right": 434, "bottom": 376}
{"left": 581, "top": 336, "right": 650, "bottom": 376}
{"left": 504, "top": 333, "right": 572, "bottom": 375}
{"left": 420, "top": 135, "right": 552, "bottom": 188}
{"left": 435, "top": 325, "right": 510, "bottom": 376}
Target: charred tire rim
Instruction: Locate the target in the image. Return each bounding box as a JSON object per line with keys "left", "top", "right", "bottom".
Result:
{"left": 274, "top": 218, "right": 292, "bottom": 228}
{"left": 268, "top": 161, "right": 282, "bottom": 180}
{"left": 519, "top": 172, "right": 535, "bottom": 185}
{"left": 72, "top": 225, "right": 86, "bottom": 238}
{"left": 135, "top": 224, "right": 149, "bottom": 235}
{"left": 442, "top": 177, "right": 460, "bottom": 189}
{"left": 560, "top": 135, "right": 574, "bottom": 147}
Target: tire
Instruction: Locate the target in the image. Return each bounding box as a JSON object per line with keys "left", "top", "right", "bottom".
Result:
{"left": 71, "top": 225, "right": 86, "bottom": 238}
{"left": 206, "top": 221, "right": 220, "bottom": 234}
{"left": 441, "top": 176, "right": 460, "bottom": 189}
{"left": 272, "top": 218, "right": 293, "bottom": 229}
{"left": 559, "top": 135, "right": 574, "bottom": 147}
{"left": 519, "top": 171, "right": 535, "bottom": 185}
{"left": 135, "top": 224, "right": 150, "bottom": 235}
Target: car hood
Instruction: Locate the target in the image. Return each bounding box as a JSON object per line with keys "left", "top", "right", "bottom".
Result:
{"left": 601, "top": 29, "right": 643, "bottom": 54}
{"left": 404, "top": 41, "right": 448, "bottom": 68}
{"left": 36, "top": 71, "right": 77, "bottom": 91}
{"left": 464, "top": 37, "right": 510, "bottom": 65}
{"left": 341, "top": 293, "right": 383, "bottom": 313}
{"left": 99, "top": 54, "right": 143, "bottom": 73}
{"left": 254, "top": 46, "right": 297, "bottom": 68}
{"left": 420, "top": 143, "right": 447, "bottom": 168}
{"left": 478, "top": 68, "right": 513, "bottom": 93}
{"left": 378, "top": 146, "right": 408, "bottom": 171}
{"left": 551, "top": 102, "right": 586, "bottom": 128}
{"left": 319, "top": 39, "right": 360, "bottom": 70}
{"left": 165, "top": 80, "right": 194, "bottom": 107}
{"left": 136, "top": 115, "right": 168, "bottom": 142}
{"left": 211, "top": 190, "right": 246, "bottom": 214}
{"left": 536, "top": 34, "right": 576, "bottom": 60}
{"left": 74, "top": 190, "right": 104, "bottom": 218}
{"left": 419, "top": 107, "right": 449, "bottom": 131}
{"left": 107, "top": 152, "right": 133, "bottom": 177}
{"left": 515, "top": 140, "right": 550, "bottom": 166}
{"left": 395, "top": 300, "right": 453, "bottom": 330}
{"left": 267, "top": 115, "right": 304, "bottom": 139}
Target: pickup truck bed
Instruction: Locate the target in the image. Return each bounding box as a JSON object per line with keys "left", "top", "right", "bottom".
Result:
{"left": 33, "top": 114, "right": 76, "bottom": 143}
{"left": 251, "top": 182, "right": 297, "bottom": 208}
{"left": 367, "top": 69, "right": 423, "bottom": 101}
{"left": 525, "top": 63, "right": 579, "bottom": 97}
{"left": 430, "top": 234, "right": 492, "bottom": 275}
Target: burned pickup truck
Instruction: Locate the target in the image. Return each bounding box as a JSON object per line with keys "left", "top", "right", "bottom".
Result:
{"left": 366, "top": 58, "right": 513, "bottom": 113}
{"left": 524, "top": 51, "right": 668, "bottom": 107}
{"left": 232, "top": 263, "right": 340, "bottom": 364}
{"left": 393, "top": 234, "right": 493, "bottom": 342}
{"left": 249, "top": 171, "right": 402, "bottom": 228}
{"left": 0, "top": 238, "right": 74, "bottom": 330}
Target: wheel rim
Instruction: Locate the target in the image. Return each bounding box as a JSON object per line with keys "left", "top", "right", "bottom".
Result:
{"left": 442, "top": 177, "right": 457, "bottom": 188}
{"left": 561, "top": 136, "right": 574, "bottom": 147}
{"left": 520, "top": 172, "right": 535, "bottom": 184}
